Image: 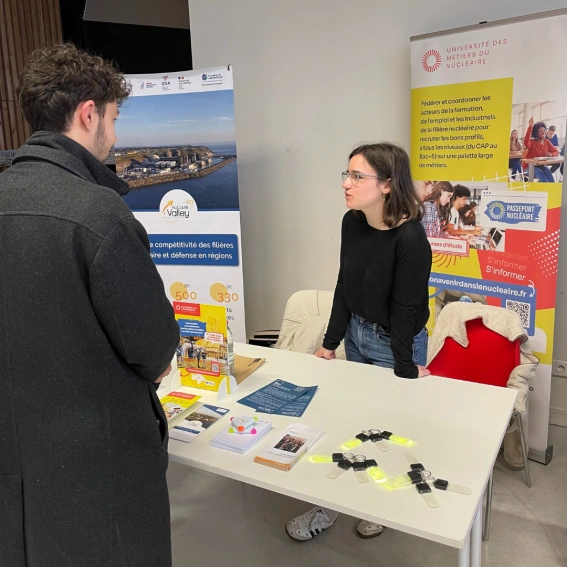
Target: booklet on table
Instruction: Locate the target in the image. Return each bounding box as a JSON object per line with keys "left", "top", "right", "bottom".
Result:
{"left": 254, "top": 422, "right": 324, "bottom": 471}
{"left": 170, "top": 404, "right": 229, "bottom": 443}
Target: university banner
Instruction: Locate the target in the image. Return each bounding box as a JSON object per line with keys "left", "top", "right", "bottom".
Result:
{"left": 115, "top": 66, "right": 246, "bottom": 342}
{"left": 411, "top": 11, "right": 567, "bottom": 461}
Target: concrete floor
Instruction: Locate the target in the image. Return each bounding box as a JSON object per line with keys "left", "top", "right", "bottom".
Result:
{"left": 167, "top": 425, "right": 567, "bottom": 566}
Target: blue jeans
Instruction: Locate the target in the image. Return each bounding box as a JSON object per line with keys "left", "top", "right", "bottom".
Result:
{"left": 534, "top": 166, "right": 555, "bottom": 182}
{"left": 344, "top": 314, "right": 428, "bottom": 369}
{"left": 509, "top": 158, "right": 522, "bottom": 177}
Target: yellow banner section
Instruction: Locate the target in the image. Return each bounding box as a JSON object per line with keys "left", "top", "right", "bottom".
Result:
{"left": 411, "top": 78, "right": 513, "bottom": 180}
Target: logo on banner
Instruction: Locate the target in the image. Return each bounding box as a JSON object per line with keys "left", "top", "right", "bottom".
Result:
{"left": 422, "top": 49, "right": 442, "bottom": 72}
{"left": 178, "top": 76, "right": 192, "bottom": 89}
{"left": 161, "top": 75, "right": 171, "bottom": 91}
{"left": 159, "top": 190, "right": 197, "bottom": 223}
{"left": 485, "top": 200, "right": 542, "bottom": 224}
{"left": 201, "top": 72, "right": 223, "bottom": 86}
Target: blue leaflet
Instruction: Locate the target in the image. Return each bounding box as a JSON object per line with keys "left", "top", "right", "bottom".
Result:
{"left": 238, "top": 380, "right": 318, "bottom": 416}
{"left": 274, "top": 386, "right": 318, "bottom": 417}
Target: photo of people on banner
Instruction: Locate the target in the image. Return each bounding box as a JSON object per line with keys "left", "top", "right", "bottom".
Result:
{"left": 420, "top": 181, "right": 494, "bottom": 249}
{"left": 418, "top": 176, "right": 555, "bottom": 340}
{"left": 508, "top": 100, "right": 566, "bottom": 183}
{"left": 413, "top": 92, "right": 564, "bottom": 352}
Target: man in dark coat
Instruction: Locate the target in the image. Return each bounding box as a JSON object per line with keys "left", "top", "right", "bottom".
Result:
{"left": 0, "top": 44, "right": 180, "bottom": 566}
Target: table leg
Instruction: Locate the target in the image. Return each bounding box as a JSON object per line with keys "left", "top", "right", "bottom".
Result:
{"left": 483, "top": 473, "right": 493, "bottom": 543}
{"left": 528, "top": 163, "right": 534, "bottom": 182}
{"left": 470, "top": 503, "right": 482, "bottom": 567}
{"left": 458, "top": 529, "right": 471, "bottom": 567}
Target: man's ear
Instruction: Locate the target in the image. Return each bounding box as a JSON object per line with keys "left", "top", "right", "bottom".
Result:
{"left": 78, "top": 100, "right": 97, "bottom": 131}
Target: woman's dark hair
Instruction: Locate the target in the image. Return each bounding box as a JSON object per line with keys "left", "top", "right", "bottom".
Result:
{"left": 468, "top": 201, "right": 478, "bottom": 225}
{"left": 459, "top": 204, "right": 474, "bottom": 226}
{"left": 531, "top": 121, "right": 547, "bottom": 139}
{"left": 349, "top": 143, "right": 422, "bottom": 227}
{"left": 425, "top": 181, "right": 453, "bottom": 224}
{"left": 17, "top": 43, "right": 131, "bottom": 133}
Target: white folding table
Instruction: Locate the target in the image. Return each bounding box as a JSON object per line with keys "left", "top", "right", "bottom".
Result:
{"left": 166, "top": 344, "right": 516, "bottom": 567}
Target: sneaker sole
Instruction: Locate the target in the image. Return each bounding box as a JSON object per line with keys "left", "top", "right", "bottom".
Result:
{"left": 356, "top": 527, "right": 385, "bottom": 540}
{"left": 284, "top": 524, "right": 333, "bottom": 543}
{"left": 285, "top": 526, "right": 311, "bottom": 543}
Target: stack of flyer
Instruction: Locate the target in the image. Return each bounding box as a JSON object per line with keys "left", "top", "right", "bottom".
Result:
{"left": 210, "top": 420, "right": 273, "bottom": 454}
{"left": 254, "top": 423, "right": 324, "bottom": 471}
{"left": 160, "top": 391, "right": 201, "bottom": 428}
{"left": 170, "top": 404, "right": 229, "bottom": 443}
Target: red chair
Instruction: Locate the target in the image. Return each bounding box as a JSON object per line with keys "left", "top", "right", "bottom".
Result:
{"left": 428, "top": 318, "right": 521, "bottom": 387}
{"left": 427, "top": 316, "right": 531, "bottom": 542}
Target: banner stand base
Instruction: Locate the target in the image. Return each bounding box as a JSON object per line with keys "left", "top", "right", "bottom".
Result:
{"left": 528, "top": 445, "right": 553, "bottom": 465}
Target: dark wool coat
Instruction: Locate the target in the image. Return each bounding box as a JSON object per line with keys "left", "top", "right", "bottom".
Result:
{"left": 0, "top": 132, "right": 180, "bottom": 566}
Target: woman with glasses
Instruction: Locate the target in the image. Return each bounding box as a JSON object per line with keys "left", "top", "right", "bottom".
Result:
{"left": 285, "top": 143, "right": 432, "bottom": 542}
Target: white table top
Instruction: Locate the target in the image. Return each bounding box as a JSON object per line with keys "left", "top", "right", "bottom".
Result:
{"left": 166, "top": 343, "right": 516, "bottom": 549}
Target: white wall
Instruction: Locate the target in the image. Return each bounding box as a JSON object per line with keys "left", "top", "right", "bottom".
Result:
{"left": 188, "top": 0, "right": 567, "bottom": 419}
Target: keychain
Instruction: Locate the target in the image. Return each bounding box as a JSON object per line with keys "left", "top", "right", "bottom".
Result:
{"left": 327, "top": 456, "right": 355, "bottom": 479}
{"left": 365, "top": 459, "right": 387, "bottom": 483}
{"left": 379, "top": 431, "right": 413, "bottom": 446}
{"left": 352, "top": 455, "right": 369, "bottom": 483}
{"left": 386, "top": 463, "right": 440, "bottom": 508}
{"left": 309, "top": 452, "right": 348, "bottom": 463}
{"left": 386, "top": 454, "right": 471, "bottom": 508}
{"left": 342, "top": 429, "right": 413, "bottom": 451}
{"left": 369, "top": 430, "right": 390, "bottom": 452}
{"left": 406, "top": 454, "right": 472, "bottom": 496}
{"left": 433, "top": 479, "right": 473, "bottom": 495}
{"left": 415, "top": 481, "right": 440, "bottom": 508}
{"left": 341, "top": 431, "right": 371, "bottom": 450}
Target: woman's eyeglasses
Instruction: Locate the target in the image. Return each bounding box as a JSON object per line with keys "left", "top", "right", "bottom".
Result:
{"left": 341, "top": 171, "right": 381, "bottom": 186}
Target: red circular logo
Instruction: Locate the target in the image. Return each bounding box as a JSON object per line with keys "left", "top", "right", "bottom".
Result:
{"left": 422, "top": 49, "right": 442, "bottom": 73}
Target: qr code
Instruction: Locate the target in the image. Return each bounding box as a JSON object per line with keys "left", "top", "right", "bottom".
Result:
{"left": 506, "top": 300, "right": 530, "bottom": 328}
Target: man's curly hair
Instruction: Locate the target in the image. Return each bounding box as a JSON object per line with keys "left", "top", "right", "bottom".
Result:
{"left": 17, "top": 43, "right": 131, "bottom": 133}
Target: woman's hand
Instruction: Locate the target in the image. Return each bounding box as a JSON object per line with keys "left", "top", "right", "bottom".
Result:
{"left": 315, "top": 347, "right": 336, "bottom": 359}
{"left": 547, "top": 152, "right": 554, "bottom": 157}
{"left": 529, "top": 117, "right": 534, "bottom": 127}
{"left": 417, "top": 365, "right": 431, "bottom": 378}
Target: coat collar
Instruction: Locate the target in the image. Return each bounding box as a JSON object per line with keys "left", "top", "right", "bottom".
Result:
{"left": 13, "top": 131, "right": 130, "bottom": 196}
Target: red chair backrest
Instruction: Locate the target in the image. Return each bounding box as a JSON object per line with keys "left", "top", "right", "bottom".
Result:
{"left": 427, "top": 318, "right": 521, "bottom": 388}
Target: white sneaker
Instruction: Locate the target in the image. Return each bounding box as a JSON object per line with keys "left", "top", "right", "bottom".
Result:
{"left": 356, "top": 520, "right": 385, "bottom": 539}
{"left": 285, "top": 507, "right": 337, "bottom": 541}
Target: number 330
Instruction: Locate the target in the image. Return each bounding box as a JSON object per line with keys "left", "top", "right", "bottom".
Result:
{"left": 218, "top": 292, "right": 239, "bottom": 303}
